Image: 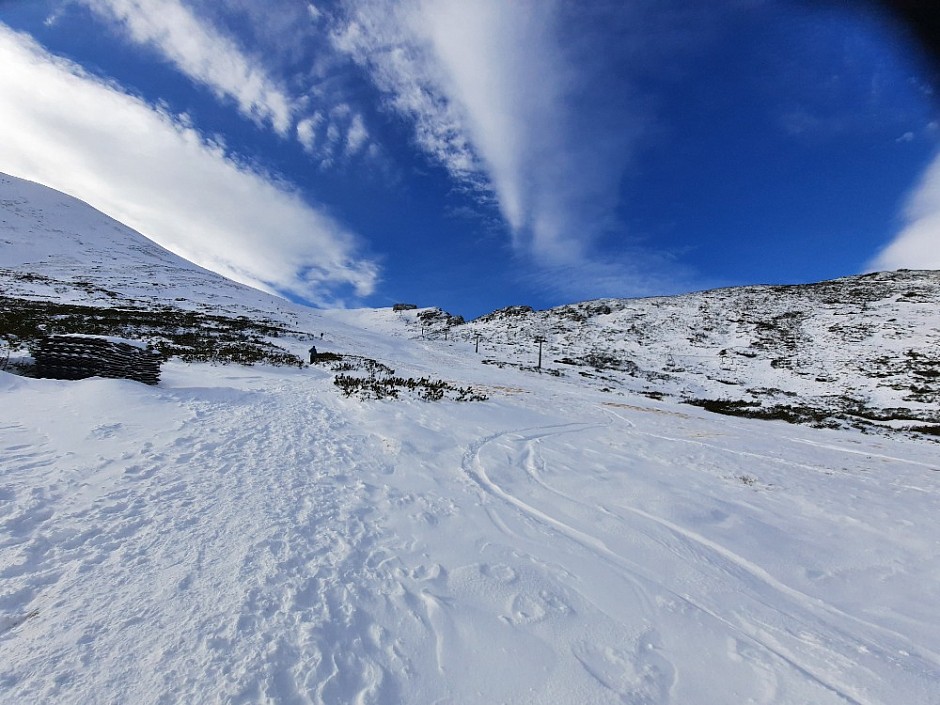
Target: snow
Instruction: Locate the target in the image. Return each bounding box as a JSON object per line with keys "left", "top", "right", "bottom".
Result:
{"left": 2, "top": 172, "right": 940, "bottom": 703}
{"left": 0, "top": 173, "right": 319, "bottom": 322}
{"left": 2, "top": 355, "right": 938, "bottom": 704}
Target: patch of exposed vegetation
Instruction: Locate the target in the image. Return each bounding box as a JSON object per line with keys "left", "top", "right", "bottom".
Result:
{"left": 473, "top": 305, "right": 534, "bottom": 323}
{"left": 481, "top": 359, "right": 563, "bottom": 376}
{"left": 685, "top": 398, "right": 840, "bottom": 428}
{"left": 0, "top": 296, "right": 304, "bottom": 367}
{"left": 333, "top": 374, "right": 487, "bottom": 402}
{"left": 311, "top": 353, "right": 394, "bottom": 376}
{"left": 557, "top": 352, "right": 640, "bottom": 375}
{"left": 321, "top": 353, "right": 486, "bottom": 402}
{"left": 749, "top": 310, "right": 809, "bottom": 354}
{"left": 687, "top": 395, "right": 940, "bottom": 439}
{"left": 553, "top": 302, "right": 614, "bottom": 323}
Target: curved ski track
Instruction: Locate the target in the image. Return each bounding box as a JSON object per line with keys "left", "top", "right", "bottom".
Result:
{"left": 459, "top": 405, "right": 939, "bottom": 705}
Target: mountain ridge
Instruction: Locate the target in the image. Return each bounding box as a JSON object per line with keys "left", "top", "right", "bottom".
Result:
{"left": 452, "top": 269, "right": 939, "bottom": 433}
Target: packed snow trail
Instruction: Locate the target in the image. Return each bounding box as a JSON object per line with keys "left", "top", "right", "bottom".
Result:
{"left": 2, "top": 361, "right": 939, "bottom": 704}
{"left": 1, "top": 366, "right": 418, "bottom": 704}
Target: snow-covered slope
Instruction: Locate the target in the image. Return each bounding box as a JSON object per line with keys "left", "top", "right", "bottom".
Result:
{"left": 329, "top": 272, "right": 940, "bottom": 434}
{"left": 464, "top": 273, "right": 940, "bottom": 411}
{"left": 0, "top": 173, "right": 312, "bottom": 322}
{"left": 0, "top": 173, "right": 436, "bottom": 368}
{"left": 2, "top": 174, "right": 940, "bottom": 704}
{"left": 4, "top": 172, "right": 938, "bottom": 433}
{"left": 3, "top": 354, "right": 939, "bottom": 704}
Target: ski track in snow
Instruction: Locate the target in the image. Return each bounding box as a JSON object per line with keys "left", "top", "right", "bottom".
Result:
{"left": 459, "top": 401, "right": 940, "bottom": 704}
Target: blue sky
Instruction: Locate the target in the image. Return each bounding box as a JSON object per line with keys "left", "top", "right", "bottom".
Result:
{"left": 0, "top": 0, "right": 938, "bottom": 318}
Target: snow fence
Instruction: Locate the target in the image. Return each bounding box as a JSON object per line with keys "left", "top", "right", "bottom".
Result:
{"left": 33, "top": 335, "right": 162, "bottom": 385}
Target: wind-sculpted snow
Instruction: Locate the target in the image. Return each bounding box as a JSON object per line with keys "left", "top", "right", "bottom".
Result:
{"left": 1, "top": 360, "right": 938, "bottom": 704}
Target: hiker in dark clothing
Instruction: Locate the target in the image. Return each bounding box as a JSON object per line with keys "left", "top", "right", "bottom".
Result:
{"left": 309, "top": 346, "right": 317, "bottom": 364}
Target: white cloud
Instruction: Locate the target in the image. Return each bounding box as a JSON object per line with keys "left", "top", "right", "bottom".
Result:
{"left": 296, "top": 113, "right": 323, "bottom": 153}
{"left": 80, "top": 0, "right": 295, "bottom": 135}
{"left": 295, "top": 103, "right": 374, "bottom": 166}
{"left": 326, "top": 123, "right": 341, "bottom": 144}
{"left": 522, "top": 256, "right": 700, "bottom": 304}
{"left": 345, "top": 113, "right": 369, "bottom": 156}
{"left": 331, "top": 1, "right": 485, "bottom": 186}
{"left": 869, "top": 152, "right": 940, "bottom": 271}
{"left": 0, "top": 24, "right": 377, "bottom": 303}
{"left": 332, "top": 0, "right": 645, "bottom": 268}
{"left": 415, "top": 0, "right": 559, "bottom": 244}
{"left": 80, "top": 0, "right": 378, "bottom": 166}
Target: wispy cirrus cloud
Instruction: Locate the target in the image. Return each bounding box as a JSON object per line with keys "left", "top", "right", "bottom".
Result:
{"left": 870, "top": 152, "right": 940, "bottom": 270}
{"left": 0, "top": 23, "right": 377, "bottom": 303}
{"left": 80, "top": 0, "right": 295, "bottom": 134}
{"left": 331, "top": 0, "right": 652, "bottom": 274}
{"left": 80, "top": 0, "right": 382, "bottom": 167}
{"left": 74, "top": 0, "right": 686, "bottom": 289}
{"left": 331, "top": 1, "right": 484, "bottom": 186}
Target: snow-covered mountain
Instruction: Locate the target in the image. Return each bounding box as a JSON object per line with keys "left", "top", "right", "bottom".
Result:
{"left": 461, "top": 271, "right": 940, "bottom": 432}
{"left": 328, "top": 273, "right": 940, "bottom": 435}
{"left": 1, "top": 173, "right": 258, "bottom": 308}
{"left": 0, "top": 173, "right": 426, "bottom": 368}
{"left": 2, "top": 173, "right": 940, "bottom": 704}
{"left": 4, "top": 172, "right": 938, "bottom": 434}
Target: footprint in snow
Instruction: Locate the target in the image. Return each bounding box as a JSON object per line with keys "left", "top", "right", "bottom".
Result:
{"left": 479, "top": 563, "right": 518, "bottom": 584}
{"left": 505, "top": 589, "right": 572, "bottom": 625}
{"left": 87, "top": 423, "right": 123, "bottom": 440}
{"left": 573, "top": 629, "right": 676, "bottom": 702}
{"left": 410, "top": 563, "right": 445, "bottom": 582}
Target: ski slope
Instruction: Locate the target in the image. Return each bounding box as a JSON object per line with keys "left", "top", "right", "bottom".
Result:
{"left": 2, "top": 348, "right": 938, "bottom": 704}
